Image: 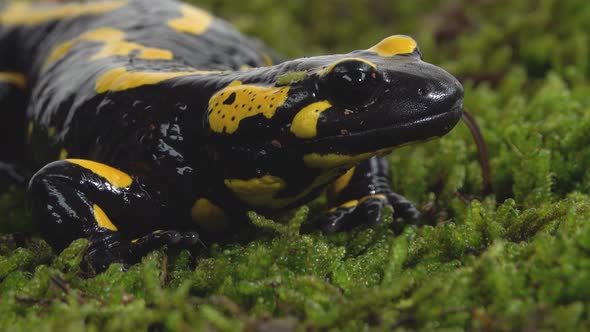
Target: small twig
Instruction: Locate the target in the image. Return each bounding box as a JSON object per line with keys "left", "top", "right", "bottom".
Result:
{"left": 210, "top": 295, "right": 246, "bottom": 317}
{"left": 389, "top": 316, "right": 417, "bottom": 329}
{"left": 453, "top": 191, "right": 471, "bottom": 205}
{"left": 82, "top": 292, "right": 107, "bottom": 305}
{"left": 14, "top": 296, "right": 52, "bottom": 305}
{"left": 50, "top": 275, "right": 69, "bottom": 293}
{"left": 196, "top": 237, "right": 208, "bottom": 251}
{"left": 462, "top": 110, "right": 493, "bottom": 195}
{"left": 48, "top": 276, "right": 66, "bottom": 303}
{"left": 472, "top": 310, "right": 494, "bottom": 331}
{"left": 50, "top": 275, "right": 87, "bottom": 305}
{"left": 12, "top": 233, "right": 28, "bottom": 248}
{"left": 160, "top": 254, "right": 168, "bottom": 287}
{"left": 390, "top": 307, "right": 470, "bottom": 330}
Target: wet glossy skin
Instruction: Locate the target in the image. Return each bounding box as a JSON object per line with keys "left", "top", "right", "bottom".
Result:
{"left": 0, "top": 0, "right": 463, "bottom": 270}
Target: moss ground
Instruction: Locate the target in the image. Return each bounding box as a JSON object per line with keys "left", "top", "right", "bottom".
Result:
{"left": 2, "top": 0, "right": 590, "bottom": 330}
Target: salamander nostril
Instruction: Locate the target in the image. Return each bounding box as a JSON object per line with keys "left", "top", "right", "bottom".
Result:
{"left": 451, "top": 98, "right": 463, "bottom": 113}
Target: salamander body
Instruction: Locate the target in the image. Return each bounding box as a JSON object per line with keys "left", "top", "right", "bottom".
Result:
{"left": 0, "top": 0, "right": 463, "bottom": 270}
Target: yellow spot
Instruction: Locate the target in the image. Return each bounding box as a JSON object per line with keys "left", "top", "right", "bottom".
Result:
{"left": 328, "top": 199, "right": 359, "bottom": 213}
{"left": 58, "top": 149, "right": 68, "bottom": 160}
{"left": 304, "top": 148, "right": 392, "bottom": 169}
{"left": 208, "top": 81, "right": 290, "bottom": 134}
{"left": 318, "top": 57, "right": 377, "bottom": 76}
{"left": 168, "top": 4, "right": 213, "bottom": 35}
{"left": 27, "top": 121, "right": 34, "bottom": 142}
{"left": 95, "top": 67, "right": 215, "bottom": 93}
{"left": 131, "top": 238, "right": 139, "bottom": 244}
{"left": 329, "top": 167, "right": 356, "bottom": 198}
{"left": 341, "top": 200, "right": 360, "bottom": 209}
{"left": 44, "top": 41, "right": 75, "bottom": 70}
{"left": 359, "top": 194, "right": 387, "bottom": 203}
{"left": 340, "top": 200, "right": 359, "bottom": 208}
{"left": 93, "top": 204, "right": 118, "bottom": 231}
{"left": 0, "top": 1, "right": 127, "bottom": 26}
{"left": 224, "top": 175, "right": 286, "bottom": 207}
{"left": 262, "top": 53, "right": 273, "bottom": 66}
{"left": 225, "top": 169, "right": 341, "bottom": 209}
{"left": 91, "top": 33, "right": 173, "bottom": 61}
{"left": 0, "top": 72, "right": 26, "bottom": 89}
{"left": 368, "top": 35, "right": 418, "bottom": 57}
{"left": 290, "top": 101, "right": 332, "bottom": 139}
{"left": 191, "top": 198, "right": 228, "bottom": 232}
{"left": 47, "top": 127, "right": 56, "bottom": 137}
{"left": 327, "top": 194, "right": 389, "bottom": 212}
{"left": 67, "top": 159, "right": 132, "bottom": 188}
{"left": 304, "top": 152, "right": 374, "bottom": 169}
{"left": 43, "top": 28, "right": 173, "bottom": 71}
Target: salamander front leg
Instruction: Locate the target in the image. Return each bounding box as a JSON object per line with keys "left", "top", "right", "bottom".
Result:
{"left": 85, "top": 230, "right": 201, "bottom": 272}
{"left": 28, "top": 159, "right": 198, "bottom": 271}
{"left": 321, "top": 156, "right": 421, "bottom": 233}
{"left": 124, "top": 230, "right": 200, "bottom": 263}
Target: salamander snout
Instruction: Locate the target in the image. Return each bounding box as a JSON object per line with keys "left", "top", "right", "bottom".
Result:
{"left": 414, "top": 62, "right": 464, "bottom": 118}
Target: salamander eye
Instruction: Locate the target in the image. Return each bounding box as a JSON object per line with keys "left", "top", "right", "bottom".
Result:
{"left": 325, "top": 60, "right": 380, "bottom": 106}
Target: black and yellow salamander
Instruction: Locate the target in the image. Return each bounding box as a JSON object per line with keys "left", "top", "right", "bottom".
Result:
{"left": 0, "top": 0, "right": 463, "bottom": 270}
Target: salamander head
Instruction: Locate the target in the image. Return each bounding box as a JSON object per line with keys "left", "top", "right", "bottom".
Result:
{"left": 205, "top": 35, "right": 463, "bottom": 174}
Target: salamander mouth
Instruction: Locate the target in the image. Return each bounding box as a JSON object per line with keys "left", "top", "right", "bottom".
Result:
{"left": 305, "top": 99, "right": 463, "bottom": 155}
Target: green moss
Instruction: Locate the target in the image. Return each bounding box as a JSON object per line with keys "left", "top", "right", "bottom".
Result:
{"left": 2, "top": 0, "right": 590, "bottom": 330}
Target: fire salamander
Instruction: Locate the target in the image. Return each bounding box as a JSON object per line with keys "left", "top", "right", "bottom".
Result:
{"left": 0, "top": 0, "right": 463, "bottom": 270}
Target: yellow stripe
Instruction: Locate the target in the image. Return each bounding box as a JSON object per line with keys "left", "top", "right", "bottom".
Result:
{"left": 168, "top": 4, "right": 213, "bottom": 35}
{"left": 368, "top": 35, "right": 417, "bottom": 57}
{"left": 327, "top": 194, "right": 388, "bottom": 213}
{"left": 304, "top": 148, "right": 392, "bottom": 169}
{"left": 359, "top": 194, "right": 387, "bottom": 203}
{"left": 95, "top": 67, "right": 216, "bottom": 93}
{"left": 290, "top": 101, "right": 332, "bottom": 139}
{"left": 303, "top": 152, "right": 375, "bottom": 169}
{"left": 0, "top": 1, "right": 127, "bottom": 26}
{"left": 67, "top": 159, "right": 132, "bottom": 188}
{"left": 340, "top": 199, "right": 359, "bottom": 208}
{"left": 225, "top": 175, "right": 285, "bottom": 194}
{"left": 328, "top": 199, "right": 359, "bottom": 212}
{"left": 261, "top": 53, "right": 273, "bottom": 66}
{"left": 224, "top": 175, "right": 287, "bottom": 207}
{"left": 0, "top": 72, "right": 26, "bottom": 89}
{"left": 26, "top": 121, "right": 34, "bottom": 143}
{"left": 58, "top": 148, "right": 68, "bottom": 160}
{"left": 43, "top": 28, "right": 173, "bottom": 71}
{"left": 191, "top": 198, "right": 228, "bottom": 232}
{"left": 93, "top": 204, "right": 118, "bottom": 231}
{"left": 330, "top": 167, "right": 356, "bottom": 196}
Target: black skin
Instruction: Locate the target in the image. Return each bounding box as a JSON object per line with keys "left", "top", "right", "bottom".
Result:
{"left": 0, "top": 0, "right": 463, "bottom": 271}
{"left": 0, "top": 72, "right": 27, "bottom": 187}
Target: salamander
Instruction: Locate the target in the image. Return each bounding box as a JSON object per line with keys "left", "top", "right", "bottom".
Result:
{"left": 0, "top": 0, "right": 463, "bottom": 271}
